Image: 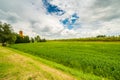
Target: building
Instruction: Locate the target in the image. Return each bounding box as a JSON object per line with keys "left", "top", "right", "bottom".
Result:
{"left": 19, "top": 30, "right": 24, "bottom": 37}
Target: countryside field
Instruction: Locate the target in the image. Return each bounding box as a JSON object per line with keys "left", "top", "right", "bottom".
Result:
{"left": 0, "top": 46, "right": 76, "bottom": 80}
{"left": 1, "top": 0, "right": 120, "bottom": 80}
{"left": 9, "top": 42, "right": 120, "bottom": 80}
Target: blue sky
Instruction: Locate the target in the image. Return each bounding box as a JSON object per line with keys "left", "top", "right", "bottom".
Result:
{"left": 42, "top": 0, "right": 65, "bottom": 16}
{"left": 0, "top": 0, "right": 120, "bottom": 39}
{"left": 61, "top": 13, "right": 79, "bottom": 29}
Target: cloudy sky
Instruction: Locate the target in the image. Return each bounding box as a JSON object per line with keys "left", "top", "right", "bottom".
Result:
{"left": 0, "top": 0, "right": 120, "bottom": 39}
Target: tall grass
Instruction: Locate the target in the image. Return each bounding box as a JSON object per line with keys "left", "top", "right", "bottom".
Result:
{"left": 9, "top": 42, "right": 120, "bottom": 80}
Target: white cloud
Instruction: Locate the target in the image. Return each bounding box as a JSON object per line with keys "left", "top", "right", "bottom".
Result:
{"left": 0, "top": 0, "right": 120, "bottom": 39}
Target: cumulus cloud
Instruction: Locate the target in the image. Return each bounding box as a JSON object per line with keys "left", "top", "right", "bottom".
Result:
{"left": 0, "top": 0, "right": 120, "bottom": 39}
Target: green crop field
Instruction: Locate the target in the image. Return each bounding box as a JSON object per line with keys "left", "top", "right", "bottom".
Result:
{"left": 9, "top": 42, "right": 120, "bottom": 80}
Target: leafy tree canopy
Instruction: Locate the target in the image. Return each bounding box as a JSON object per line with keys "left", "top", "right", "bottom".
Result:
{"left": 0, "top": 22, "right": 16, "bottom": 46}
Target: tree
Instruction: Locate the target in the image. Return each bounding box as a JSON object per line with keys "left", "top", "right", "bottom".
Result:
{"left": 96, "top": 35, "right": 106, "bottom": 38}
{"left": 0, "top": 22, "right": 16, "bottom": 46}
{"left": 40, "top": 38, "right": 46, "bottom": 42}
{"left": 23, "top": 36, "right": 30, "bottom": 43}
{"left": 35, "top": 35, "right": 41, "bottom": 42}
{"left": 31, "top": 37, "right": 34, "bottom": 43}
{"left": 15, "top": 34, "right": 23, "bottom": 43}
{"left": 15, "top": 34, "right": 30, "bottom": 43}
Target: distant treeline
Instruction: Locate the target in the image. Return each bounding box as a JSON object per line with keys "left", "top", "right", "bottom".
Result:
{"left": 15, "top": 34, "right": 46, "bottom": 44}
{"left": 52, "top": 35, "right": 120, "bottom": 42}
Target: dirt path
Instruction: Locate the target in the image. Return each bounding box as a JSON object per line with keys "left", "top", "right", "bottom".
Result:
{"left": 0, "top": 47, "right": 76, "bottom": 80}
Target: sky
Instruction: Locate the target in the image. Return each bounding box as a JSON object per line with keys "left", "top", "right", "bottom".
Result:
{"left": 0, "top": 0, "right": 120, "bottom": 39}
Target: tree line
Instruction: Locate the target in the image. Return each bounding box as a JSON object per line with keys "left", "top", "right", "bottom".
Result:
{"left": 0, "top": 22, "right": 46, "bottom": 46}
{"left": 52, "top": 35, "right": 120, "bottom": 42}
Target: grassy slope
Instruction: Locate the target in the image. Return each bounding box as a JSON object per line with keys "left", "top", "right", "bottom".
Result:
{"left": 0, "top": 46, "right": 76, "bottom": 80}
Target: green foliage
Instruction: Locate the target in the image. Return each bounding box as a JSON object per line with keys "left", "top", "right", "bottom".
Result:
{"left": 0, "top": 22, "right": 16, "bottom": 46}
{"left": 34, "top": 35, "right": 46, "bottom": 42}
{"left": 34, "top": 35, "right": 41, "bottom": 42}
{"left": 15, "top": 34, "right": 30, "bottom": 43}
{"left": 10, "top": 42, "right": 120, "bottom": 80}
{"left": 31, "top": 38, "right": 35, "bottom": 43}
{"left": 52, "top": 35, "right": 120, "bottom": 42}
{"left": 0, "top": 22, "right": 46, "bottom": 45}
{"left": 24, "top": 36, "right": 30, "bottom": 43}
{"left": 96, "top": 35, "right": 106, "bottom": 38}
{"left": 40, "top": 38, "right": 46, "bottom": 42}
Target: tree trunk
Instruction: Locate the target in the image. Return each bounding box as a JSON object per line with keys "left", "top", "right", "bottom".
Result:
{"left": 2, "top": 42, "right": 7, "bottom": 46}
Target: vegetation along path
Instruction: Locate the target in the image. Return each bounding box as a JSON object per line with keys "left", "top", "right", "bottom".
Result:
{"left": 9, "top": 42, "right": 120, "bottom": 80}
{"left": 0, "top": 46, "right": 76, "bottom": 80}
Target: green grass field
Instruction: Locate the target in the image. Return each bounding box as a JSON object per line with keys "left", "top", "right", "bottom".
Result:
{"left": 0, "top": 46, "right": 77, "bottom": 80}
{"left": 9, "top": 42, "right": 120, "bottom": 80}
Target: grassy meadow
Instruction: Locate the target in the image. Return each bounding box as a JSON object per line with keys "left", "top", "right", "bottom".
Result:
{"left": 9, "top": 42, "right": 120, "bottom": 80}
{"left": 0, "top": 46, "right": 77, "bottom": 80}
